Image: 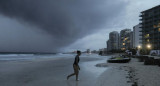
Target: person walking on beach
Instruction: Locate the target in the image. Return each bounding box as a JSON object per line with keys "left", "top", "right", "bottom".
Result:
{"left": 67, "top": 50, "right": 81, "bottom": 81}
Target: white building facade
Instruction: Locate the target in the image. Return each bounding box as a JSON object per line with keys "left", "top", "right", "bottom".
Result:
{"left": 133, "top": 24, "right": 142, "bottom": 49}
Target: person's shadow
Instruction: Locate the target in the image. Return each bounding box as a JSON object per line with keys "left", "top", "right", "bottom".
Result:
{"left": 67, "top": 81, "right": 78, "bottom": 86}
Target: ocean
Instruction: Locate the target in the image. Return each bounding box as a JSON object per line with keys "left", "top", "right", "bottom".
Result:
{"left": 0, "top": 53, "right": 108, "bottom": 61}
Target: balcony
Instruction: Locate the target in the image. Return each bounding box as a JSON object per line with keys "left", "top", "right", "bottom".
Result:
{"left": 139, "top": 38, "right": 143, "bottom": 40}
{"left": 153, "top": 40, "right": 160, "bottom": 43}
{"left": 139, "top": 24, "right": 142, "bottom": 27}
{"left": 139, "top": 14, "right": 143, "bottom": 17}
{"left": 139, "top": 18, "right": 143, "bottom": 21}
{"left": 154, "top": 36, "right": 160, "bottom": 39}
{"left": 139, "top": 22, "right": 143, "bottom": 25}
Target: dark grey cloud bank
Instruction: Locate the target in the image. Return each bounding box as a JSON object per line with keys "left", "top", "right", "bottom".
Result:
{"left": 0, "top": 0, "right": 127, "bottom": 52}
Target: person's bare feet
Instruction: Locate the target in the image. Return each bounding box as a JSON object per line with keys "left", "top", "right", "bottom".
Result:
{"left": 67, "top": 76, "right": 69, "bottom": 80}
{"left": 76, "top": 79, "right": 79, "bottom": 81}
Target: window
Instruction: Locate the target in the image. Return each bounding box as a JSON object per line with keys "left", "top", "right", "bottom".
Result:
{"left": 158, "top": 28, "right": 160, "bottom": 32}
{"left": 145, "top": 34, "right": 150, "bottom": 38}
{"left": 153, "top": 25, "right": 157, "bottom": 28}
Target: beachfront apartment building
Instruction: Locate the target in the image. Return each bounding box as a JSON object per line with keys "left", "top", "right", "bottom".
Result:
{"left": 140, "top": 5, "right": 160, "bottom": 50}
{"left": 120, "top": 29, "right": 132, "bottom": 50}
{"left": 86, "top": 49, "right": 90, "bottom": 53}
{"left": 107, "top": 40, "right": 111, "bottom": 51}
{"left": 107, "top": 31, "right": 119, "bottom": 51}
{"left": 129, "top": 31, "right": 133, "bottom": 49}
{"left": 133, "top": 24, "right": 142, "bottom": 49}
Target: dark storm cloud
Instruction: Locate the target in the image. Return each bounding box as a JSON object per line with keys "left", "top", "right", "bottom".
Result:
{"left": 0, "top": 0, "right": 127, "bottom": 52}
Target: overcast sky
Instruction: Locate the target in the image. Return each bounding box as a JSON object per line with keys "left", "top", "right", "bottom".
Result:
{"left": 0, "top": 0, "right": 159, "bottom": 53}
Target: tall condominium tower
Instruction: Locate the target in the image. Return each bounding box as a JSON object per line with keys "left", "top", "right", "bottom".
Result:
{"left": 140, "top": 5, "right": 160, "bottom": 50}
{"left": 107, "top": 31, "right": 119, "bottom": 51}
{"left": 120, "top": 29, "right": 132, "bottom": 50}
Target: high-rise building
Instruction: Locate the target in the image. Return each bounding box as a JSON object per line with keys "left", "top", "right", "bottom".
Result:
{"left": 107, "top": 31, "right": 119, "bottom": 51}
{"left": 133, "top": 24, "right": 142, "bottom": 48}
{"left": 140, "top": 5, "right": 160, "bottom": 50}
{"left": 86, "top": 49, "right": 90, "bottom": 53}
{"left": 120, "top": 29, "right": 132, "bottom": 50}
{"left": 107, "top": 40, "right": 111, "bottom": 51}
{"left": 129, "top": 31, "right": 133, "bottom": 48}
{"left": 109, "top": 31, "right": 119, "bottom": 50}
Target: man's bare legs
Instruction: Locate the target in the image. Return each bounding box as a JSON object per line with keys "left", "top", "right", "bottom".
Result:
{"left": 67, "top": 65, "right": 79, "bottom": 81}
{"left": 76, "top": 71, "right": 79, "bottom": 81}
{"left": 67, "top": 73, "right": 75, "bottom": 79}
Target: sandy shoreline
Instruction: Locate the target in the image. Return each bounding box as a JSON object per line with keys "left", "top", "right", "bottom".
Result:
{"left": 0, "top": 56, "right": 107, "bottom": 86}
{"left": 105, "top": 58, "right": 160, "bottom": 86}
{"left": 0, "top": 55, "right": 160, "bottom": 86}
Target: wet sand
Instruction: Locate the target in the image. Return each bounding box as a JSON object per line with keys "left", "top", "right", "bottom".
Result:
{"left": 0, "top": 56, "right": 106, "bottom": 86}
{"left": 1, "top": 55, "right": 159, "bottom": 86}
{"left": 0, "top": 55, "right": 132, "bottom": 86}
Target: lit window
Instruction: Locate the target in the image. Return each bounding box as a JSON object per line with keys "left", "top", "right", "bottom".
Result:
{"left": 158, "top": 28, "right": 160, "bottom": 32}
{"left": 121, "top": 48, "right": 125, "bottom": 50}
{"left": 123, "top": 37, "right": 128, "bottom": 41}
{"left": 146, "top": 44, "right": 151, "bottom": 49}
{"left": 145, "top": 34, "right": 150, "bottom": 38}
{"left": 153, "top": 25, "right": 157, "bottom": 28}
{"left": 138, "top": 45, "right": 141, "bottom": 49}
{"left": 158, "top": 23, "right": 160, "bottom": 27}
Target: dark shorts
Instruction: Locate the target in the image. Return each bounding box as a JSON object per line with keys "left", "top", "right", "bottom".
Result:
{"left": 73, "top": 64, "right": 79, "bottom": 74}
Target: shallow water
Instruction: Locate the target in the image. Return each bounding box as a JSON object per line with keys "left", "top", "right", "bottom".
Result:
{"left": 0, "top": 53, "right": 106, "bottom": 61}
{"left": 81, "top": 56, "right": 110, "bottom": 78}
{"left": 0, "top": 53, "right": 74, "bottom": 61}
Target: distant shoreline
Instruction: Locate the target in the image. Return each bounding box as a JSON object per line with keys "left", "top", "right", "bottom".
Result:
{"left": 0, "top": 52, "right": 57, "bottom": 54}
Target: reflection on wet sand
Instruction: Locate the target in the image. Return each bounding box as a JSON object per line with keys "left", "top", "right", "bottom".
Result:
{"left": 67, "top": 81, "right": 78, "bottom": 86}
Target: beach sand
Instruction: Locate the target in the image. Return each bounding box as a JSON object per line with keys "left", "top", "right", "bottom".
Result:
{"left": 0, "top": 56, "right": 159, "bottom": 86}
{"left": 0, "top": 55, "right": 130, "bottom": 86}
{"left": 105, "top": 58, "right": 160, "bottom": 86}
